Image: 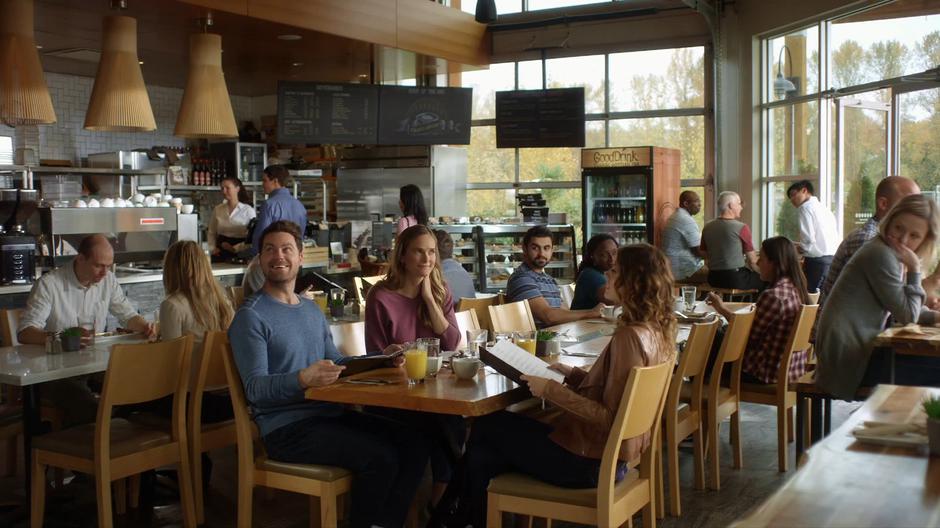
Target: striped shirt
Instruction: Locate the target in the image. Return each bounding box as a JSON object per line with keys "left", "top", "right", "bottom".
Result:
{"left": 743, "top": 277, "right": 808, "bottom": 384}
{"left": 506, "top": 262, "right": 561, "bottom": 326}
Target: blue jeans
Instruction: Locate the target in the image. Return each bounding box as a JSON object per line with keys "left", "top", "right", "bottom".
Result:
{"left": 263, "top": 411, "right": 431, "bottom": 528}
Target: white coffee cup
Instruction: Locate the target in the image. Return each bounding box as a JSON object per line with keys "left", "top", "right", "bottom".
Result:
{"left": 452, "top": 357, "right": 482, "bottom": 380}
{"left": 181, "top": 204, "right": 195, "bottom": 214}
{"left": 601, "top": 305, "right": 616, "bottom": 321}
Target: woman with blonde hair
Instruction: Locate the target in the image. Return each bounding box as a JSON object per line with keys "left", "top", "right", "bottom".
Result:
{"left": 446, "top": 244, "right": 676, "bottom": 528}
{"left": 817, "top": 194, "right": 940, "bottom": 400}
{"left": 365, "top": 224, "right": 460, "bottom": 352}
{"left": 161, "top": 239, "right": 235, "bottom": 343}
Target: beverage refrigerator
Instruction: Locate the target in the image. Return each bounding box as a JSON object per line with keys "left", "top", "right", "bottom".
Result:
{"left": 581, "top": 146, "right": 680, "bottom": 248}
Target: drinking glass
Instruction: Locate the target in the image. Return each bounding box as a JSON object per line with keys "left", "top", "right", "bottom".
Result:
{"left": 681, "top": 286, "right": 697, "bottom": 312}
{"left": 312, "top": 291, "right": 328, "bottom": 313}
{"left": 403, "top": 341, "right": 428, "bottom": 386}
{"left": 514, "top": 331, "right": 537, "bottom": 355}
{"left": 419, "top": 337, "right": 441, "bottom": 377}
{"left": 329, "top": 288, "right": 345, "bottom": 318}
{"left": 78, "top": 318, "right": 95, "bottom": 346}
{"left": 466, "top": 329, "right": 487, "bottom": 357}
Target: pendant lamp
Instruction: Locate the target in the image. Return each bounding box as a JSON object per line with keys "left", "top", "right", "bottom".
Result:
{"left": 0, "top": 0, "right": 56, "bottom": 126}
{"left": 84, "top": 15, "right": 155, "bottom": 131}
{"left": 174, "top": 33, "right": 237, "bottom": 138}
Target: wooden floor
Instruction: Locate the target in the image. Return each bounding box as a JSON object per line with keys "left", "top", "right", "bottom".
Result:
{"left": 0, "top": 400, "right": 861, "bottom": 527}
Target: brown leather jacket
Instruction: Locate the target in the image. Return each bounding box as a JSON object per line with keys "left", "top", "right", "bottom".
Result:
{"left": 542, "top": 322, "right": 673, "bottom": 461}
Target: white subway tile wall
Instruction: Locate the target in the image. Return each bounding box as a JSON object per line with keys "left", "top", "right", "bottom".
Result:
{"left": 4, "top": 72, "right": 254, "bottom": 164}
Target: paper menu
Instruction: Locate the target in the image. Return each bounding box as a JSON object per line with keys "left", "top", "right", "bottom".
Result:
{"left": 484, "top": 340, "right": 565, "bottom": 384}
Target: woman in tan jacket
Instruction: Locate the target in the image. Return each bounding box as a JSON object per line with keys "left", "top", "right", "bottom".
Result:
{"left": 450, "top": 244, "right": 676, "bottom": 527}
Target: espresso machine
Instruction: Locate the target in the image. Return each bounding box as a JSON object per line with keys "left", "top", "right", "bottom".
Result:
{"left": 0, "top": 188, "right": 38, "bottom": 284}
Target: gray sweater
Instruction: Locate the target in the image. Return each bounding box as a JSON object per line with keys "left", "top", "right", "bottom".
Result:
{"left": 816, "top": 237, "right": 937, "bottom": 399}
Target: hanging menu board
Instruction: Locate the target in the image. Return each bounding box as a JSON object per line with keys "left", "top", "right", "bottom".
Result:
{"left": 377, "top": 86, "right": 472, "bottom": 145}
{"left": 495, "top": 88, "right": 585, "bottom": 148}
{"left": 277, "top": 82, "right": 379, "bottom": 144}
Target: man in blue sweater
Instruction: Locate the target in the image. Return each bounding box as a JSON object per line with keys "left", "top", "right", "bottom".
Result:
{"left": 250, "top": 165, "right": 308, "bottom": 254}
{"left": 230, "top": 220, "right": 429, "bottom": 528}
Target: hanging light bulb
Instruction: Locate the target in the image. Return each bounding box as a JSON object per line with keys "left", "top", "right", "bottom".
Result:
{"left": 174, "top": 32, "right": 237, "bottom": 138}
{"left": 0, "top": 0, "right": 56, "bottom": 126}
{"left": 84, "top": 14, "right": 156, "bottom": 131}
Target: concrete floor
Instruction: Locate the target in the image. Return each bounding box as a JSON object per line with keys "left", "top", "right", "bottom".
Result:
{"left": 0, "top": 400, "right": 861, "bottom": 527}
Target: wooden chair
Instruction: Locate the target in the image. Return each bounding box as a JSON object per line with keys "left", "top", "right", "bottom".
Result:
{"left": 559, "top": 283, "right": 576, "bottom": 309}
{"left": 486, "top": 361, "right": 673, "bottom": 528}
{"left": 228, "top": 286, "right": 246, "bottom": 308}
{"left": 30, "top": 335, "right": 198, "bottom": 528}
{"left": 456, "top": 294, "right": 502, "bottom": 335}
{"left": 702, "top": 304, "right": 756, "bottom": 490}
{"left": 739, "top": 304, "right": 818, "bottom": 472}
{"left": 489, "top": 300, "right": 536, "bottom": 334}
{"left": 454, "top": 309, "right": 481, "bottom": 350}
{"left": 189, "top": 333, "right": 238, "bottom": 524}
{"left": 660, "top": 318, "right": 720, "bottom": 516}
{"left": 218, "top": 332, "right": 353, "bottom": 527}
{"left": 353, "top": 275, "right": 385, "bottom": 305}
{"left": 329, "top": 321, "right": 367, "bottom": 357}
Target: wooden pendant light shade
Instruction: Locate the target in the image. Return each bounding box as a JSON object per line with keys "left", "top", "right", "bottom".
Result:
{"left": 84, "top": 15, "right": 156, "bottom": 132}
{"left": 0, "top": 0, "right": 56, "bottom": 126}
{"left": 174, "top": 33, "right": 237, "bottom": 138}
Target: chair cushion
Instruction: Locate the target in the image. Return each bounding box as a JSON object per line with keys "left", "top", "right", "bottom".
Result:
{"left": 33, "top": 418, "right": 172, "bottom": 459}
{"left": 257, "top": 456, "right": 352, "bottom": 482}
{"left": 488, "top": 470, "right": 640, "bottom": 507}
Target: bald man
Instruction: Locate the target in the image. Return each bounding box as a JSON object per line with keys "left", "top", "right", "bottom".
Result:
{"left": 662, "top": 190, "right": 707, "bottom": 282}
{"left": 818, "top": 176, "right": 920, "bottom": 305}
{"left": 18, "top": 234, "right": 156, "bottom": 424}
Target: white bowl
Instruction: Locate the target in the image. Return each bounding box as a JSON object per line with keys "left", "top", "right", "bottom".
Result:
{"left": 115, "top": 198, "right": 127, "bottom": 208}
{"left": 163, "top": 194, "right": 173, "bottom": 202}
{"left": 87, "top": 199, "right": 100, "bottom": 208}
{"left": 143, "top": 197, "right": 158, "bottom": 207}
{"left": 158, "top": 201, "right": 170, "bottom": 207}
{"left": 101, "top": 198, "right": 115, "bottom": 208}
{"left": 132, "top": 193, "right": 145, "bottom": 203}
{"left": 170, "top": 197, "right": 183, "bottom": 205}
{"left": 73, "top": 199, "right": 87, "bottom": 208}
{"left": 181, "top": 204, "right": 194, "bottom": 214}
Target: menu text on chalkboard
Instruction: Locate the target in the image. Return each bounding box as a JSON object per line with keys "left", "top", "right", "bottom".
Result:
{"left": 277, "top": 82, "right": 379, "bottom": 144}
{"left": 378, "top": 86, "right": 472, "bottom": 145}
{"left": 495, "top": 88, "right": 585, "bottom": 148}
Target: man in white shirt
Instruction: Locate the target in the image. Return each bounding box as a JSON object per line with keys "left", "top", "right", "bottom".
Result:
{"left": 788, "top": 180, "right": 841, "bottom": 293}
{"left": 18, "top": 234, "right": 156, "bottom": 424}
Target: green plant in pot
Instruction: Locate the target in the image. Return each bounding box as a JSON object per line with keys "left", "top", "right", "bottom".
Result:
{"left": 535, "top": 330, "right": 559, "bottom": 357}
{"left": 60, "top": 327, "right": 83, "bottom": 352}
{"left": 924, "top": 396, "right": 940, "bottom": 456}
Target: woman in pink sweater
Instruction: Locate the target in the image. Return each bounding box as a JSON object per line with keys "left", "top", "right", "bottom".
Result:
{"left": 365, "top": 224, "right": 461, "bottom": 353}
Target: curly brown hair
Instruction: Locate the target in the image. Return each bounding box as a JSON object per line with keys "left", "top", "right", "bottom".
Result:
{"left": 612, "top": 243, "right": 678, "bottom": 344}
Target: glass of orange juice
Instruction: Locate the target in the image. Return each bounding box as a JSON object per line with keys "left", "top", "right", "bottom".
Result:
{"left": 312, "top": 291, "right": 328, "bottom": 313}
{"left": 514, "top": 331, "right": 537, "bottom": 355}
{"left": 403, "top": 341, "right": 428, "bottom": 386}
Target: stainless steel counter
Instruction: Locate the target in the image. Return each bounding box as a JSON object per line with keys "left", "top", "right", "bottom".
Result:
{"left": 0, "top": 263, "right": 251, "bottom": 295}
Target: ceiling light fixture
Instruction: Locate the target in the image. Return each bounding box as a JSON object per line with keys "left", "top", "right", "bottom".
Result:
{"left": 174, "top": 15, "right": 237, "bottom": 139}
{"left": 0, "top": 0, "right": 56, "bottom": 126}
{"left": 84, "top": 6, "right": 156, "bottom": 132}
{"left": 475, "top": 0, "right": 497, "bottom": 24}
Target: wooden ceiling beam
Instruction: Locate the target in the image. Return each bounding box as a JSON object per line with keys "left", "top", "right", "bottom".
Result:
{"left": 178, "top": 0, "right": 489, "bottom": 66}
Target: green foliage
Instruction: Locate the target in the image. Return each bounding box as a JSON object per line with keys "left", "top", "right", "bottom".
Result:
{"left": 775, "top": 197, "right": 800, "bottom": 241}
{"left": 859, "top": 174, "right": 875, "bottom": 213}
{"left": 61, "top": 327, "right": 83, "bottom": 338}
{"left": 923, "top": 395, "right": 940, "bottom": 420}
{"left": 536, "top": 330, "right": 558, "bottom": 342}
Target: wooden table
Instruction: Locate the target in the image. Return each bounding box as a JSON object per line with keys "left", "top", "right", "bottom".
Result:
{"left": 873, "top": 326, "right": 940, "bottom": 382}
{"left": 734, "top": 384, "right": 940, "bottom": 527}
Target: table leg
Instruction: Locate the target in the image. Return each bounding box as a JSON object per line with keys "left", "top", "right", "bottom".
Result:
{"left": 795, "top": 394, "right": 805, "bottom": 459}
{"left": 810, "top": 396, "right": 823, "bottom": 444}
{"left": 21, "top": 384, "right": 41, "bottom": 503}
{"left": 824, "top": 398, "right": 832, "bottom": 436}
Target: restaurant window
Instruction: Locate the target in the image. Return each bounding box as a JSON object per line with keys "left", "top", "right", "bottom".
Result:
{"left": 759, "top": 1, "right": 940, "bottom": 240}
{"left": 458, "top": 45, "right": 709, "bottom": 246}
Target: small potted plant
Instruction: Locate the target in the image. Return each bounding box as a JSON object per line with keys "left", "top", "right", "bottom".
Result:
{"left": 60, "top": 327, "right": 83, "bottom": 352}
{"left": 924, "top": 396, "right": 940, "bottom": 456}
{"left": 535, "top": 330, "right": 560, "bottom": 357}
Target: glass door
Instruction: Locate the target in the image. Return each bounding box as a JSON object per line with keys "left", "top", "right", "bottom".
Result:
{"left": 835, "top": 90, "right": 890, "bottom": 235}
{"left": 584, "top": 171, "right": 648, "bottom": 246}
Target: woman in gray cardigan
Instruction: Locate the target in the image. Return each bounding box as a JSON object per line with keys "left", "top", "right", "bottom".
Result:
{"left": 816, "top": 194, "right": 940, "bottom": 400}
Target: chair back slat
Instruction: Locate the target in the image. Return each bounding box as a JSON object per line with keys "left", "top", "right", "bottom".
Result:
{"left": 194, "top": 331, "right": 229, "bottom": 394}
{"left": 100, "top": 335, "right": 193, "bottom": 408}
{"left": 489, "top": 300, "right": 537, "bottom": 334}
{"left": 215, "top": 332, "right": 256, "bottom": 452}
{"left": 775, "top": 304, "right": 819, "bottom": 384}
{"left": 330, "top": 321, "right": 367, "bottom": 357}
{"left": 559, "top": 283, "right": 575, "bottom": 309}
{"left": 0, "top": 308, "right": 21, "bottom": 347}
{"left": 680, "top": 319, "right": 721, "bottom": 379}
{"left": 807, "top": 291, "right": 820, "bottom": 304}
{"left": 228, "top": 286, "right": 245, "bottom": 308}
{"left": 619, "top": 362, "right": 674, "bottom": 439}
{"left": 456, "top": 295, "right": 501, "bottom": 334}
{"left": 718, "top": 304, "right": 757, "bottom": 365}
{"left": 454, "top": 309, "right": 480, "bottom": 349}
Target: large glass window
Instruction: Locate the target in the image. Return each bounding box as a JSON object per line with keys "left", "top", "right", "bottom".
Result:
{"left": 545, "top": 55, "right": 606, "bottom": 113}
{"left": 609, "top": 116, "right": 705, "bottom": 182}
{"left": 462, "top": 63, "right": 515, "bottom": 120}
{"left": 0, "top": 136, "right": 11, "bottom": 165}
{"left": 759, "top": 1, "right": 940, "bottom": 240}
{"left": 608, "top": 47, "right": 706, "bottom": 111}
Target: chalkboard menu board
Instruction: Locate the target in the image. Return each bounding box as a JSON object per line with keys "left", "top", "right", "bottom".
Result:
{"left": 495, "top": 88, "right": 585, "bottom": 148}
{"left": 377, "top": 86, "right": 472, "bottom": 145}
{"left": 277, "top": 82, "right": 379, "bottom": 144}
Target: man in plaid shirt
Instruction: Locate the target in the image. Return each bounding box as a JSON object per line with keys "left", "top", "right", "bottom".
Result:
{"left": 818, "top": 176, "right": 920, "bottom": 306}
